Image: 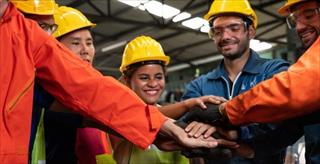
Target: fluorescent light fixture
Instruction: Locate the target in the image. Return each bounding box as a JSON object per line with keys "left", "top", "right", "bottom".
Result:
{"left": 191, "top": 55, "right": 223, "bottom": 65}
{"left": 118, "top": 0, "right": 142, "bottom": 7}
{"left": 172, "top": 12, "right": 191, "bottom": 22}
{"left": 167, "top": 63, "right": 190, "bottom": 72}
{"left": 167, "top": 55, "right": 223, "bottom": 73}
{"left": 182, "top": 17, "right": 207, "bottom": 29}
{"left": 250, "top": 39, "right": 273, "bottom": 52}
{"left": 138, "top": 4, "right": 146, "bottom": 11}
{"left": 162, "top": 4, "right": 180, "bottom": 19}
{"left": 200, "top": 25, "right": 210, "bottom": 33}
{"left": 144, "top": 0, "right": 180, "bottom": 19}
{"left": 101, "top": 40, "right": 127, "bottom": 53}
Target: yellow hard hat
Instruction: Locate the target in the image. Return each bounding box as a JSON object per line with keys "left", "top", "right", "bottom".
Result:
{"left": 52, "top": 6, "right": 96, "bottom": 38}
{"left": 278, "top": 0, "right": 309, "bottom": 16}
{"left": 120, "top": 36, "right": 170, "bottom": 73}
{"left": 11, "top": 0, "right": 58, "bottom": 15}
{"left": 204, "top": 0, "right": 258, "bottom": 28}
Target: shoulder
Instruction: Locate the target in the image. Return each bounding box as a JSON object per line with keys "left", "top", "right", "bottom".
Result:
{"left": 261, "top": 58, "right": 290, "bottom": 71}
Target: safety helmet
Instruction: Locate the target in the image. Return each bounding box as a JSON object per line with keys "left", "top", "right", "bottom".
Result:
{"left": 120, "top": 36, "right": 170, "bottom": 73}
{"left": 204, "top": 0, "right": 258, "bottom": 29}
{"left": 11, "top": 0, "right": 58, "bottom": 15}
{"left": 278, "top": 0, "right": 313, "bottom": 16}
{"left": 52, "top": 6, "right": 96, "bottom": 38}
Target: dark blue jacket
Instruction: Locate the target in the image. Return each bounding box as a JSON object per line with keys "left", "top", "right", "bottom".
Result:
{"left": 30, "top": 85, "right": 83, "bottom": 164}
{"left": 182, "top": 50, "right": 289, "bottom": 163}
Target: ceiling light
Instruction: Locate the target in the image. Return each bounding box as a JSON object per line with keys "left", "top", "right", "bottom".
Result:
{"left": 191, "top": 55, "right": 223, "bottom": 65}
{"left": 182, "top": 17, "right": 207, "bottom": 29}
{"left": 167, "top": 63, "right": 190, "bottom": 72}
{"left": 101, "top": 40, "right": 127, "bottom": 53}
{"left": 200, "top": 25, "right": 210, "bottom": 33}
{"left": 138, "top": 4, "right": 146, "bottom": 11}
{"left": 118, "top": 0, "right": 142, "bottom": 7}
{"left": 172, "top": 12, "right": 191, "bottom": 22}
{"left": 144, "top": 0, "right": 180, "bottom": 19}
{"left": 250, "top": 39, "right": 273, "bottom": 52}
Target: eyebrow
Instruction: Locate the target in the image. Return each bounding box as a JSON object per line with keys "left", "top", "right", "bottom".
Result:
{"left": 69, "top": 37, "right": 93, "bottom": 41}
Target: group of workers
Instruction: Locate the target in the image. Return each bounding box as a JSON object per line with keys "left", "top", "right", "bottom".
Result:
{"left": 0, "top": 0, "right": 319, "bottom": 163}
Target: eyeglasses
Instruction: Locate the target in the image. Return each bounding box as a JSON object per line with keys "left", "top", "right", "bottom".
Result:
{"left": 209, "top": 22, "right": 247, "bottom": 40}
{"left": 38, "top": 23, "right": 58, "bottom": 34}
{"left": 286, "top": 8, "right": 320, "bottom": 29}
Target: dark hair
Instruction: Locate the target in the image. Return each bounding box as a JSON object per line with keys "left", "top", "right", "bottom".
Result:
{"left": 123, "top": 60, "right": 166, "bottom": 79}
{"left": 209, "top": 13, "right": 254, "bottom": 30}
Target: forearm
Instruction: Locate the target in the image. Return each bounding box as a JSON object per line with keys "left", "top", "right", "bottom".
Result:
{"left": 36, "top": 38, "right": 166, "bottom": 149}
{"left": 159, "top": 101, "right": 189, "bottom": 119}
{"left": 225, "top": 38, "right": 320, "bottom": 125}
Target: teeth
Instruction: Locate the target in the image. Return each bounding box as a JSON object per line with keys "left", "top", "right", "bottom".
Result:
{"left": 300, "top": 30, "right": 314, "bottom": 38}
{"left": 146, "top": 90, "right": 158, "bottom": 95}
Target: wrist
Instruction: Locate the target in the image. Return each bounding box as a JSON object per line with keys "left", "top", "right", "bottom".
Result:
{"left": 182, "top": 99, "right": 191, "bottom": 111}
{"left": 159, "top": 118, "right": 175, "bottom": 137}
{"left": 218, "top": 103, "right": 226, "bottom": 117}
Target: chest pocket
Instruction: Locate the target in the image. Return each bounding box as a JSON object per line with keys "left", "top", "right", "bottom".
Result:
{"left": 240, "top": 74, "right": 267, "bottom": 93}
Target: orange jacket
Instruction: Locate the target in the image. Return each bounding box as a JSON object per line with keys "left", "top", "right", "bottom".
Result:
{"left": 0, "top": 3, "right": 165, "bottom": 163}
{"left": 225, "top": 37, "right": 320, "bottom": 126}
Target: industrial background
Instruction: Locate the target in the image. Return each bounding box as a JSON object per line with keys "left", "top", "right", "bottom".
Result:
{"left": 55, "top": 0, "right": 302, "bottom": 92}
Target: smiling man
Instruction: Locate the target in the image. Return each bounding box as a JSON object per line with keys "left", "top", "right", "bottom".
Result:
{"left": 181, "top": 0, "right": 290, "bottom": 163}
{"left": 0, "top": 0, "right": 219, "bottom": 163}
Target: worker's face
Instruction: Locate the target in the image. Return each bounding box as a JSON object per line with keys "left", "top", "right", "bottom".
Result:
{"left": 60, "top": 29, "right": 95, "bottom": 64}
{"left": 128, "top": 64, "right": 165, "bottom": 105}
{"left": 26, "top": 15, "right": 57, "bottom": 35}
{"left": 289, "top": 1, "right": 320, "bottom": 49}
{"left": 211, "top": 16, "right": 255, "bottom": 60}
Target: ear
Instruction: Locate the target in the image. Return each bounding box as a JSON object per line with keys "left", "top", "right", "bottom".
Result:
{"left": 248, "top": 26, "right": 256, "bottom": 40}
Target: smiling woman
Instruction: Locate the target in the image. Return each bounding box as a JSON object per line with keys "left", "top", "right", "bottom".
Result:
{"left": 119, "top": 36, "right": 169, "bottom": 105}
{"left": 111, "top": 35, "right": 189, "bottom": 164}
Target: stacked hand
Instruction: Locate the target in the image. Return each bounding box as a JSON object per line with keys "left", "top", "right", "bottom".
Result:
{"left": 155, "top": 96, "right": 254, "bottom": 159}
{"left": 155, "top": 119, "right": 237, "bottom": 151}
{"left": 183, "top": 102, "right": 236, "bottom": 130}
{"left": 174, "top": 120, "right": 237, "bottom": 159}
{"left": 176, "top": 97, "right": 245, "bottom": 159}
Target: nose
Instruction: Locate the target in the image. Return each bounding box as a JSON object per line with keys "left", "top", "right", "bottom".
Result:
{"left": 147, "top": 79, "right": 158, "bottom": 88}
{"left": 220, "top": 29, "right": 233, "bottom": 40}
{"left": 295, "top": 20, "right": 307, "bottom": 31}
{"left": 80, "top": 42, "right": 91, "bottom": 55}
{"left": 79, "top": 44, "right": 91, "bottom": 61}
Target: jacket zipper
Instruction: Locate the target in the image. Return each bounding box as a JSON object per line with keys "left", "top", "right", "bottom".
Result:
{"left": 221, "top": 72, "right": 242, "bottom": 100}
{"left": 7, "top": 78, "right": 34, "bottom": 112}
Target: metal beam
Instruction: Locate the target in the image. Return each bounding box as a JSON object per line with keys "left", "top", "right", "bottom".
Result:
{"left": 66, "top": 0, "right": 86, "bottom": 8}
{"left": 87, "top": 1, "right": 107, "bottom": 17}
{"left": 256, "top": 21, "right": 285, "bottom": 38}
{"left": 166, "top": 39, "right": 210, "bottom": 55}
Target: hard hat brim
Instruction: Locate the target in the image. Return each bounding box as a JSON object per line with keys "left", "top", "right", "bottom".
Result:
{"left": 120, "top": 56, "right": 170, "bottom": 73}
{"left": 278, "top": 0, "right": 307, "bottom": 16}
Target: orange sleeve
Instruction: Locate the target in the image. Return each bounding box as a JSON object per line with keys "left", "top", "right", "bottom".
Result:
{"left": 225, "top": 37, "right": 320, "bottom": 126}
{"left": 33, "top": 35, "right": 166, "bottom": 149}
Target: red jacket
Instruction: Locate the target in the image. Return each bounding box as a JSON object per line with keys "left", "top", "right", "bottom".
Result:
{"left": 0, "top": 3, "right": 165, "bottom": 163}
{"left": 76, "top": 128, "right": 114, "bottom": 164}
{"left": 225, "top": 37, "right": 320, "bottom": 125}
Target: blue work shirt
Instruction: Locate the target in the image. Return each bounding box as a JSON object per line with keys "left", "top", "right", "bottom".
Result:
{"left": 182, "top": 50, "right": 289, "bottom": 163}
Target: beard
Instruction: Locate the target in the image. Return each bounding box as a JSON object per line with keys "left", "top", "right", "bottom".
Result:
{"left": 217, "top": 36, "right": 250, "bottom": 60}
{"left": 297, "top": 26, "right": 320, "bottom": 50}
